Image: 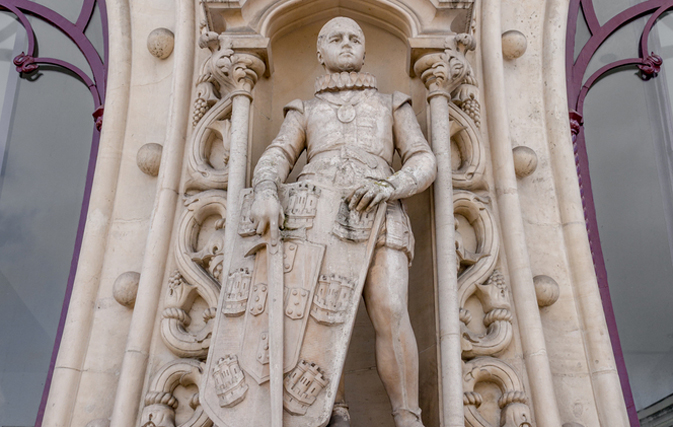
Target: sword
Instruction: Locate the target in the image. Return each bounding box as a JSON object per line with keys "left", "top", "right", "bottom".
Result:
{"left": 267, "top": 235, "right": 284, "bottom": 427}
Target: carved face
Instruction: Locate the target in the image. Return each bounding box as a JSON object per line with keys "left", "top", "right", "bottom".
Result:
{"left": 317, "top": 17, "right": 365, "bottom": 73}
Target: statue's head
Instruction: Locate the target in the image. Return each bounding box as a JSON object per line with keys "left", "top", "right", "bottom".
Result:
{"left": 317, "top": 17, "right": 365, "bottom": 73}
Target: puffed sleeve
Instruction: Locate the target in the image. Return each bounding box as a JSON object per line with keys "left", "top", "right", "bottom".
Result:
{"left": 252, "top": 99, "right": 307, "bottom": 189}
{"left": 388, "top": 91, "right": 437, "bottom": 199}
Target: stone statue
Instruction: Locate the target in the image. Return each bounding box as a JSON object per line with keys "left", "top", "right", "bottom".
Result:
{"left": 249, "top": 17, "right": 437, "bottom": 427}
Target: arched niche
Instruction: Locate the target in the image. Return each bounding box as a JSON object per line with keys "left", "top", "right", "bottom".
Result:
{"left": 247, "top": 12, "right": 439, "bottom": 427}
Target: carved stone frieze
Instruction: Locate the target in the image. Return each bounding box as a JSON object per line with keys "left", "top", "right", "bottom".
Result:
{"left": 141, "top": 359, "right": 213, "bottom": 427}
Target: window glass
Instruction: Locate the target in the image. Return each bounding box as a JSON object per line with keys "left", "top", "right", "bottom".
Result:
{"left": 582, "top": 0, "right": 673, "bottom": 414}
{"left": 0, "top": 6, "right": 97, "bottom": 425}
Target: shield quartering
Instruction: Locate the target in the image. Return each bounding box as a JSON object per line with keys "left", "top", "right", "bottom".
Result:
{"left": 201, "top": 182, "right": 385, "bottom": 427}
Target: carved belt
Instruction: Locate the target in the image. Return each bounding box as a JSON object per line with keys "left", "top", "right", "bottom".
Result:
{"left": 308, "top": 145, "right": 387, "bottom": 171}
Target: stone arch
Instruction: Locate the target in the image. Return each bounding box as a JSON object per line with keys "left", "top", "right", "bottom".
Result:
{"left": 248, "top": 0, "right": 424, "bottom": 43}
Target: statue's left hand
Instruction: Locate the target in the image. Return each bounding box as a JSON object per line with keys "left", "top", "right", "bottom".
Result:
{"left": 346, "top": 179, "right": 394, "bottom": 212}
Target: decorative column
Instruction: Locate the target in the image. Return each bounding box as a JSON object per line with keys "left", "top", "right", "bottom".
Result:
{"left": 196, "top": 32, "right": 266, "bottom": 278}
{"left": 414, "top": 34, "right": 475, "bottom": 427}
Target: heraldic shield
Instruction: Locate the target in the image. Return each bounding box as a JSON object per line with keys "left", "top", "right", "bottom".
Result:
{"left": 201, "top": 182, "right": 386, "bottom": 427}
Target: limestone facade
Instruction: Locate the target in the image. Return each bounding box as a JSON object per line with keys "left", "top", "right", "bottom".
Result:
{"left": 40, "top": 1, "right": 630, "bottom": 426}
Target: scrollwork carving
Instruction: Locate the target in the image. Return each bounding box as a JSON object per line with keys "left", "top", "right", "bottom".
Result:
{"left": 463, "top": 358, "right": 532, "bottom": 427}
{"left": 414, "top": 34, "right": 476, "bottom": 95}
{"left": 140, "top": 359, "right": 213, "bottom": 427}
{"left": 197, "top": 32, "right": 265, "bottom": 95}
{"left": 160, "top": 190, "right": 226, "bottom": 359}
{"left": 449, "top": 102, "right": 486, "bottom": 189}
{"left": 415, "top": 37, "right": 485, "bottom": 190}
{"left": 454, "top": 192, "right": 513, "bottom": 359}
{"left": 455, "top": 191, "right": 499, "bottom": 292}
{"left": 187, "top": 33, "right": 265, "bottom": 193}
{"left": 185, "top": 99, "right": 232, "bottom": 193}
{"left": 461, "top": 270, "right": 514, "bottom": 359}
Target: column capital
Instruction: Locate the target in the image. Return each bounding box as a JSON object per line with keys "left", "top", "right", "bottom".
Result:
{"left": 199, "top": 32, "right": 267, "bottom": 95}
{"left": 413, "top": 34, "right": 476, "bottom": 95}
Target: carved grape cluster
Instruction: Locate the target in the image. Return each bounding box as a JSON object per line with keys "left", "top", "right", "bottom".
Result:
{"left": 486, "top": 269, "right": 506, "bottom": 290}
{"left": 193, "top": 97, "right": 209, "bottom": 127}
{"left": 461, "top": 97, "right": 481, "bottom": 128}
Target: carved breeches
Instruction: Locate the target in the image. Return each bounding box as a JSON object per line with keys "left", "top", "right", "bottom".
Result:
{"left": 376, "top": 199, "right": 414, "bottom": 265}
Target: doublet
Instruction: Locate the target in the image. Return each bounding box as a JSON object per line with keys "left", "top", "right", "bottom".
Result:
{"left": 253, "top": 73, "right": 437, "bottom": 262}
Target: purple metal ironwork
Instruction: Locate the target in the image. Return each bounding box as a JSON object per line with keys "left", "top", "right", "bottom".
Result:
{"left": 0, "top": 0, "right": 107, "bottom": 118}
{"left": 0, "top": 1, "right": 108, "bottom": 426}
{"left": 566, "top": 1, "right": 673, "bottom": 426}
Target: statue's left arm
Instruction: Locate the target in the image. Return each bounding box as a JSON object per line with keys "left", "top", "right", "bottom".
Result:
{"left": 388, "top": 91, "right": 437, "bottom": 199}
{"left": 347, "top": 92, "right": 437, "bottom": 211}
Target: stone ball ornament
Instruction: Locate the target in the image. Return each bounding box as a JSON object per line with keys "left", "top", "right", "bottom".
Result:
{"left": 512, "top": 145, "right": 538, "bottom": 178}
{"left": 147, "top": 28, "right": 174, "bottom": 59}
{"left": 113, "top": 271, "right": 141, "bottom": 308}
{"left": 137, "top": 143, "right": 163, "bottom": 176}
{"left": 502, "top": 30, "right": 527, "bottom": 60}
{"left": 533, "top": 275, "right": 560, "bottom": 307}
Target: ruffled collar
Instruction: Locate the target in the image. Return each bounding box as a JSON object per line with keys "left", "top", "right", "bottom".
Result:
{"left": 314, "top": 72, "right": 377, "bottom": 94}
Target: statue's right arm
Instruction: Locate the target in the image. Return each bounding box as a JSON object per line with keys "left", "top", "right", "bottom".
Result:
{"left": 252, "top": 99, "right": 306, "bottom": 189}
{"left": 250, "top": 100, "right": 306, "bottom": 239}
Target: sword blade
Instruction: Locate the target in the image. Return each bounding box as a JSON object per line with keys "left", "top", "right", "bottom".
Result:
{"left": 267, "top": 239, "right": 284, "bottom": 427}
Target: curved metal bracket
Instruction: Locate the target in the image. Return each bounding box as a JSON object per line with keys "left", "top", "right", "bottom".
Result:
{"left": 0, "top": 0, "right": 108, "bottom": 128}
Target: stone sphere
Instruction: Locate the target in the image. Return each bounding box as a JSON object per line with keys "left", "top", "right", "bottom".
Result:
{"left": 502, "top": 30, "right": 527, "bottom": 60}
{"left": 512, "top": 145, "right": 538, "bottom": 178}
{"left": 137, "top": 143, "right": 163, "bottom": 176}
{"left": 147, "top": 28, "right": 174, "bottom": 59}
{"left": 113, "top": 271, "right": 140, "bottom": 308}
{"left": 533, "top": 275, "right": 560, "bottom": 307}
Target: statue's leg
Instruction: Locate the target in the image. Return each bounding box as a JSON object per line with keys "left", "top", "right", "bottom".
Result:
{"left": 362, "top": 247, "right": 424, "bottom": 427}
{"left": 328, "top": 375, "right": 351, "bottom": 427}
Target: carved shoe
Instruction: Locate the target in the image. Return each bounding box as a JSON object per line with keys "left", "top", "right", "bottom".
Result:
{"left": 327, "top": 404, "right": 351, "bottom": 427}
{"left": 392, "top": 408, "right": 425, "bottom": 427}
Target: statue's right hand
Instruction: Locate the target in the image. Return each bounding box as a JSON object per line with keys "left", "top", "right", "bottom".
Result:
{"left": 250, "top": 186, "right": 284, "bottom": 243}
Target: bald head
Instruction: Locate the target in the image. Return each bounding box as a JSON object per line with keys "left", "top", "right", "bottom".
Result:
{"left": 316, "top": 17, "right": 366, "bottom": 73}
